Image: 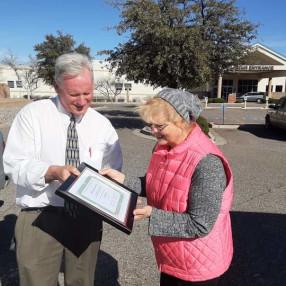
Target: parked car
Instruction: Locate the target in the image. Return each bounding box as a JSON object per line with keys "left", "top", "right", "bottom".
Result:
{"left": 237, "top": 92, "right": 265, "bottom": 103}
{"left": 265, "top": 96, "right": 286, "bottom": 130}
{"left": 0, "top": 130, "right": 8, "bottom": 189}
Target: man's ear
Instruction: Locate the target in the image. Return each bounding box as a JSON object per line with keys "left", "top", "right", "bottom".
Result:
{"left": 54, "top": 82, "right": 60, "bottom": 93}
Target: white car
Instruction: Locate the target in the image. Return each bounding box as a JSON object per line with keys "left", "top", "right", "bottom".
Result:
{"left": 237, "top": 92, "right": 265, "bottom": 103}
{"left": 265, "top": 96, "right": 286, "bottom": 130}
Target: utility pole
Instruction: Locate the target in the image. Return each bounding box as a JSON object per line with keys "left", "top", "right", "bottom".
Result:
{"left": 124, "top": 83, "right": 132, "bottom": 103}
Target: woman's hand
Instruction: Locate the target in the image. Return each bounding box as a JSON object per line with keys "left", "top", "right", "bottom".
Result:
{"left": 133, "top": 199, "right": 152, "bottom": 221}
{"left": 99, "top": 169, "right": 125, "bottom": 184}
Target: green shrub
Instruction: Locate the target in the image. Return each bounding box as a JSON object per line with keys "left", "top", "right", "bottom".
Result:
{"left": 269, "top": 98, "right": 279, "bottom": 104}
{"left": 196, "top": 115, "right": 209, "bottom": 135}
{"left": 235, "top": 99, "right": 243, "bottom": 103}
{"left": 207, "top": 98, "right": 226, "bottom": 103}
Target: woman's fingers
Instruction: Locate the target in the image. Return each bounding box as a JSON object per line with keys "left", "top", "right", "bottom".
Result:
{"left": 133, "top": 206, "right": 152, "bottom": 220}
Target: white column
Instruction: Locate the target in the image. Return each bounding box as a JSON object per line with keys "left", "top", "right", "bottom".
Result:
{"left": 267, "top": 78, "right": 273, "bottom": 98}
{"left": 217, "top": 76, "right": 222, "bottom": 98}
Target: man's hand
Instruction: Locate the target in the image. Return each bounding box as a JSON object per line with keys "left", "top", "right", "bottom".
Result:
{"left": 99, "top": 169, "right": 125, "bottom": 184}
{"left": 45, "top": 165, "right": 80, "bottom": 183}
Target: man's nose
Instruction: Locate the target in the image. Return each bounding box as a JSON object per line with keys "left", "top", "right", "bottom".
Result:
{"left": 77, "top": 95, "right": 86, "bottom": 105}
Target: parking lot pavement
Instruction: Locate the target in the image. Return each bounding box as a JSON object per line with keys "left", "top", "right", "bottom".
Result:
{"left": 0, "top": 127, "right": 158, "bottom": 286}
{"left": 1, "top": 103, "right": 284, "bottom": 286}
{"left": 201, "top": 103, "right": 268, "bottom": 126}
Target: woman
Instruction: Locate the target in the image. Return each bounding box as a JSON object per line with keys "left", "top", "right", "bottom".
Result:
{"left": 101, "top": 88, "right": 233, "bottom": 286}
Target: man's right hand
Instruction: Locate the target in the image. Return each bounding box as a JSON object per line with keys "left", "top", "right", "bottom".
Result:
{"left": 45, "top": 165, "right": 80, "bottom": 183}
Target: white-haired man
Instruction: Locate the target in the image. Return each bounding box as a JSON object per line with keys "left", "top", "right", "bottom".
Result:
{"left": 4, "top": 53, "right": 122, "bottom": 286}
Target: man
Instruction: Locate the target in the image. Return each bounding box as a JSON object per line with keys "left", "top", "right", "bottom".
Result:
{"left": 3, "top": 53, "right": 122, "bottom": 286}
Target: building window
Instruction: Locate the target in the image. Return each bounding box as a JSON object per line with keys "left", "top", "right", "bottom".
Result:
{"left": 237, "top": 80, "right": 258, "bottom": 95}
{"left": 16, "top": 81, "right": 23, "bottom": 88}
{"left": 275, "top": 85, "right": 282, "bottom": 92}
{"left": 7, "top": 81, "right": 15, "bottom": 88}
{"left": 222, "top": 79, "right": 233, "bottom": 99}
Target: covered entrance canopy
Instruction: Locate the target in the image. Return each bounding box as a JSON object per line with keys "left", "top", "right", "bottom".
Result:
{"left": 216, "top": 43, "right": 286, "bottom": 99}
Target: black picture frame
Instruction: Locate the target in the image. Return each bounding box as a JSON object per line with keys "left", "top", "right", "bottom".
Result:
{"left": 56, "top": 162, "right": 138, "bottom": 234}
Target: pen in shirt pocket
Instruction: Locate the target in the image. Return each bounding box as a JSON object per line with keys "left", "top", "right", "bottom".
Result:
{"left": 89, "top": 147, "right": 92, "bottom": 158}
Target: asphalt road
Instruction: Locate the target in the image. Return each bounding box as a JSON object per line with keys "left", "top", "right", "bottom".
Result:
{"left": 1, "top": 103, "right": 286, "bottom": 286}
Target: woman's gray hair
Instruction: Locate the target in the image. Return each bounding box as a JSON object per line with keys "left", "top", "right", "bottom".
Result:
{"left": 54, "top": 53, "right": 94, "bottom": 87}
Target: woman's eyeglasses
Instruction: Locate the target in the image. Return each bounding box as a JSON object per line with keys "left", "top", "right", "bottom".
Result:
{"left": 147, "top": 122, "right": 171, "bottom": 131}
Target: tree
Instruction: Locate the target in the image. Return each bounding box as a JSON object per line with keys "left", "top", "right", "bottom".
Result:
{"left": 94, "top": 76, "right": 123, "bottom": 102}
{"left": 34, "top": 31, "right": 92, "bottom": 85}
{"left": 21, "top": 56, "right": 39, "bottom": 99}
{"left": 2, "top": 51, "right": 39, "bottom": 99}
{"left": 100, "top": 0, "right": 258, "bottom": 89}
{"left": 2, "top": 50, "right": 22, "bottom": 81}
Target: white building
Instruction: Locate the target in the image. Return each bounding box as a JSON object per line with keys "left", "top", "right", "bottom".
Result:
{"left": 217, "top": 43, "right": 286, "bottom": 99}
{"left": 1, "top": 43, "right": 286, "bottom": 101}
{"left": 0, "top": 60, "right": 161, "bottom": 101}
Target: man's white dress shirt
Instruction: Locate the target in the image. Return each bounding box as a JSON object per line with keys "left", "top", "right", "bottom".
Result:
{"left": 3, "top": 96, "right": 122, "bottom": 209}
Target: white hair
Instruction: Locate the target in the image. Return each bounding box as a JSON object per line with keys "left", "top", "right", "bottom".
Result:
{"left": 54, "top": 53, "right": 94, "bottom": 87}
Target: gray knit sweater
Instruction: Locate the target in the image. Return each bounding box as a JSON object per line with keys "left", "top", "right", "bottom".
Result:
{"left": 124, "top": 154, "right": 226, "bottom": 238}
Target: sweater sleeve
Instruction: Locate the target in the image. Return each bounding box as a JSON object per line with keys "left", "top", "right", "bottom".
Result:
{"left": 148, "top": 154, "right": 226, "bottom": 238}
{"left": 124, "top": 175, "right": 146, "bottom": 197}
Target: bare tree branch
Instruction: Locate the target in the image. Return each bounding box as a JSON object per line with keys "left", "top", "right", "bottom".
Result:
{"left": 1, "top": 51, "right": 39, "bottom": 99}
{"left": 94, "top": 76, "right": 123, "bottom": 102}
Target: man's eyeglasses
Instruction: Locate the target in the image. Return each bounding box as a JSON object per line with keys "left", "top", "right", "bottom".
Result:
{"left": 147, "top": 122, "right": 171, "bottom": 131}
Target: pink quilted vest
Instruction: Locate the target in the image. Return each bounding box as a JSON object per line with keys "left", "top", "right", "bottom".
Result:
{"left": 146, "top": 123, "right": 233, "bottom": 282}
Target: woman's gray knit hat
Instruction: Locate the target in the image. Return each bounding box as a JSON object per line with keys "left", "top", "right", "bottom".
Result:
{"left": 154, "top": 88, "right": 203, "bottom": 122}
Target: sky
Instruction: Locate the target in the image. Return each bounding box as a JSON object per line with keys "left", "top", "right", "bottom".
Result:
{"left": 1, "top": 0, "right": 286, "bottom": 63}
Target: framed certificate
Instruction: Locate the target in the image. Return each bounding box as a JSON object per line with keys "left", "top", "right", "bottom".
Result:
{"left": 56, "top": 162, "right": 138, "bottom": 234}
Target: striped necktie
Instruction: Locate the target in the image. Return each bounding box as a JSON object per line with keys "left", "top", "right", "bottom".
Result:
{"left": 66, "top": 115, "right": 80, "bottom": 167}
{"left": 65, "top": 115, "right": 80, "bottom": 218}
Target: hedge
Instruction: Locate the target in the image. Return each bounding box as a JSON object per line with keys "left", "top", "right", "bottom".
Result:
{"left": 196, "top": 115, "right": 209, "bottom": 135}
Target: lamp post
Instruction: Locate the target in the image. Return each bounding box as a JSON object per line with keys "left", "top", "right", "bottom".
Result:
{"left": 244, "top": 97, "right": 247, "bottom": 108}
{"left": 205, "top": 97, "right": 208, "bottom": 108}
{"left": 124, "top": 83, "right": 132, "bottom": 103}
{"left": 115, "top": 83, "right": 123, "bottom": 102}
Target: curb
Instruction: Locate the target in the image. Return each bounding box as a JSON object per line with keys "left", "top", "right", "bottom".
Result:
{"left": 209, "top": 129, "right": 227, "bottom": 146}
{"left": 204, "top": 106, "right": 267, "bottom": 110}
{"left": 209, "top": 122, "right": 240, "bottom": 129}
{"left": 132, "top": 128, "right": 157, "bottom": 141}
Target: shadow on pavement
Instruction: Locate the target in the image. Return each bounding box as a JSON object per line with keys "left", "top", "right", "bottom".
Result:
{"left": 98, "top": 110, "right": 146, "bottom": 130}
{"left": 98, "top": 109, "right": 140, "bottom": 119}
{"left": 1, "top": 211, "right": 286, "bottom": 285}
{"left": 95, "top": 250, "right": 120, "bottom": 286}
{"left": 0, "top": 216, "right": 120, "bottom": 286}
{"left": 0, "top": 213, "right": 18, "bottom": 286}
{"left": 109, "top": 117, "right": 146, "bottom": 130}
{"left": 222, "top": 211, "right": 286, "bottom": 286}
{"left": 237, "top": 124, "right": 286, "bottom": 142}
